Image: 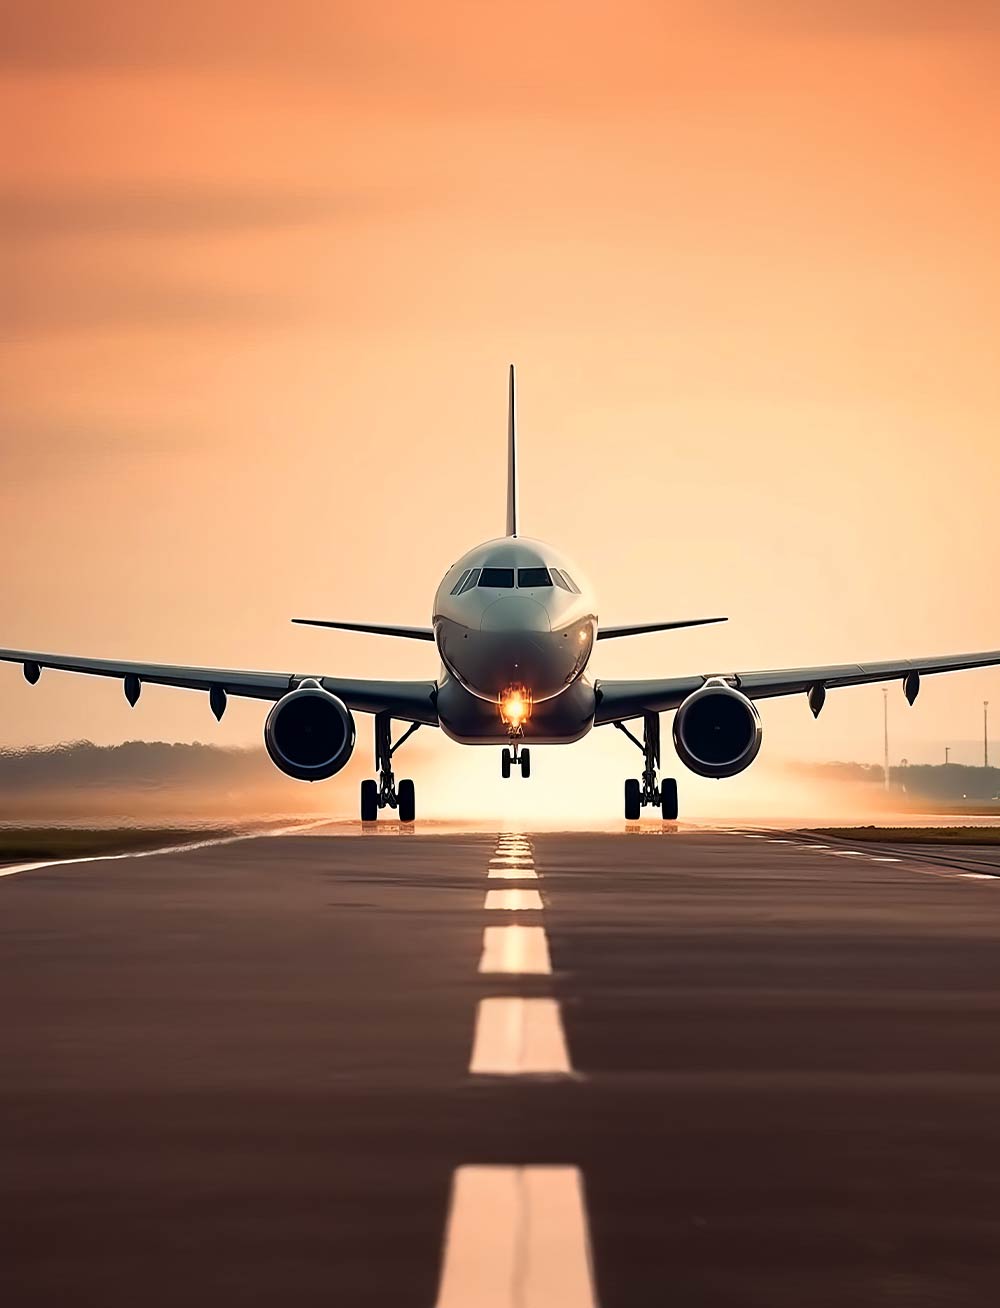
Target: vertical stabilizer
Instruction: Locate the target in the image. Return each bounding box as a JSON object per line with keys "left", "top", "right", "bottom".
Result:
{"left": 506, "top": 364, "right": 519, "bottom": 537}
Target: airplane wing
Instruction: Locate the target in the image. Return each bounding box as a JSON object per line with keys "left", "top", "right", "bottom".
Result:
{"left": 594, "top": 647, "right": 1000, "bottom": 724}
{"left": 0, "top": 647, "right": 439, "bottom": 724}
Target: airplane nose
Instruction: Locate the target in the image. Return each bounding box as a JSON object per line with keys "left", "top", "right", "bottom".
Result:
{"left": 480, "top": 596, "right": 551, "bottom": 633}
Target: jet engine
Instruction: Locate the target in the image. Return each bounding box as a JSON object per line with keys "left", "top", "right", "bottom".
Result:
{"left": 264, "top": 681, "right": 356, "bottom": 781}
{"left": 672, "top": 679, "right": 762, "bottom": 779}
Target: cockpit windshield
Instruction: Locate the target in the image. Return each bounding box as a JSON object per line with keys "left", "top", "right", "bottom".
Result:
{"left": 479, "top": 567, "right": 515, "bottom": 588}
{"left": 455, "top": 562, "right": 576, "bottom": 593}
{"left": 517, "top": 567, "right": 552, "bottom": 588}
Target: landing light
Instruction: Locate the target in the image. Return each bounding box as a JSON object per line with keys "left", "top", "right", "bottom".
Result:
{"left": 499, "top": 685, "right": 532, "bottom": 728}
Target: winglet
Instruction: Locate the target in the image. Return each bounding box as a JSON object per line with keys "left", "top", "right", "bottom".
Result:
{"left": 506, "top": 363, "right": 518, "bottom": 537}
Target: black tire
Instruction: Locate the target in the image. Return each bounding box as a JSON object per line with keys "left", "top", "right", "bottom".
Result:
{"left": 661, "top": 777, "right": 678, "bottom": 821}
{"left": 361, "top": 779, "right": 378, "bottom": 822}
{"left": 624, "top": 778, "right": 641, "bottom": 820}
{"left": 501, "top": 748, "right": 512, "bottom": 779}
{"left": 520, "top": 748, "right": 531, "bottom": 779}
{"left": 398, "top": 778, "right": 416, "bottom": 823}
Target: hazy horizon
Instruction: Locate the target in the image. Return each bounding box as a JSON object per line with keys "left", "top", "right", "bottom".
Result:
{"left": 1, "top": 737, "right": 996, "bottom": 824}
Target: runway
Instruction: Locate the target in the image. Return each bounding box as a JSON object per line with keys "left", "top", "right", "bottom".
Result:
{"left": 4, "top": 825, "right": 1000, "bottom": 1306}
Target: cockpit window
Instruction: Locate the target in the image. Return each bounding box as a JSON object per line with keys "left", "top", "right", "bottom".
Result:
{"left": 450, "top": 569, "right": 472, "bottom": 595}
{"left": 479, "top": 567, "right": 515, "bottom": 588}
{"left": 559, "top": 569, "right": 581, "bottom": 594}
{"left": 457, "top": 567, "right": 481, "bottom": 594}
{"left": 551, "top": 568, "right": 573, "bottom": 592}
{"left": 517, "top": 567, "right": 552, "bottom": 588}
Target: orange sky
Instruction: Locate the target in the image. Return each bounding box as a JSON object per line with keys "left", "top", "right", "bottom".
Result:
{"left": 2, "top": 2, "right": 999, "bottom": 805}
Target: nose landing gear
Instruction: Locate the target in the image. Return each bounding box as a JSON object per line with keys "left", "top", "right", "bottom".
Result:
{"left": 361, "top": 712, "right": 419, "bottom": 822}
{"left": 616, "top": 711, "right": 678, "bottom": 820}
{"left": 501, "top": 741, "right": 531, "bottom": 778}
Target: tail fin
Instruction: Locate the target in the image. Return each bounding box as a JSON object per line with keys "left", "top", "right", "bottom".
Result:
{"left": 506, "top": 363, "right": 519, "bottom": 537}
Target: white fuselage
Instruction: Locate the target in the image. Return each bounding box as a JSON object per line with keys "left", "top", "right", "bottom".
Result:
{"left": 432, "top": 536, "right": 599, "bottom": 744}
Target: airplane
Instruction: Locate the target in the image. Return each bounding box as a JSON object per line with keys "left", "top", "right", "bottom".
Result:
{"left": 3, "top": 365, "right": 999, "bottom": 823}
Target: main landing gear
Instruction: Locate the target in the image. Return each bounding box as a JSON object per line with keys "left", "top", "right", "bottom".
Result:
{"left": 361, "top": 712, "right": 418, "bottom": 822}
{"left": 616, "top": 711, "right": 679, "bottom": 821}
{"left": 501, "top": 741, "right": 531, "bottom": 779}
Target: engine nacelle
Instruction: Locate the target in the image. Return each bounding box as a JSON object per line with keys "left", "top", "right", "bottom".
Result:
{"left": 672, "top": 680, "right": 762, "bottom": 779}
{"left": 264, "top": 682, "right": 356, "bottom": 782}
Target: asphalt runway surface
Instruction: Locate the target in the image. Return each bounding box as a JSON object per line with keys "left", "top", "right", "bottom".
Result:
{"left": 5, "top": 824, "right": 1000, "bottom": 1306}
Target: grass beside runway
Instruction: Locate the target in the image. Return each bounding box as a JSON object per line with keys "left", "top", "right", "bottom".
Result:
{"left": 0, "top": 827, "right": 235, "bottom": 863}
{"left": 810, "top": 826, "right": 1000, "bottom": 845}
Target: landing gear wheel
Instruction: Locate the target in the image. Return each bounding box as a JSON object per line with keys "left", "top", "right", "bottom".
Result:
{"left": 660, "top": 777, "right": 678, "bottom": 821}
{"left": 624, "top": 778, "right": 641, "bottom": 821}
{"left": 501, "top": 748, "right": 512, "bottom": 779}
{"left": 361, "top": 779, "right": 378, "bottom": 822}
{"left": 520, "top": 748, "right": 531, "bottom": 779}
{"left": 398, "top": 778, "right": 416, "bottom": 823}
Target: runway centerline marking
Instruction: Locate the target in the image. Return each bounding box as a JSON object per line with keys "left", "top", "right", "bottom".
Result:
{"left": 479, "top": 926, "right": 552, "bottom": 975}
{"left": 488, "top": 867, "right": 539, "bottom": 880}
{"left": 469, "top": 997, "right": 572, "bottom": 1075}
{"left": 434, "top": 1166, "right": 598, "bottom": 1308}
{"left": 959, "top": 872, "right": 998, "bottom": 880}
{"left": 485, "top": 888, "right": 543, "bottom": 911}
{"left": 868, "top": 856, "right": 901, "bottom": 862}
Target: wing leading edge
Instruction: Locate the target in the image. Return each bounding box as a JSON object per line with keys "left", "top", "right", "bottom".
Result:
{"left": 0, "top": 647, "right": 438, "bottom": 724}
{"left": 594, "top": 647, "right": 1000, "bottom": 724}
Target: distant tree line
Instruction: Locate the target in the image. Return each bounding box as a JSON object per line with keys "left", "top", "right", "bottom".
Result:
{"left": 791, "top": 759, "right": 1000, "bottom": 801}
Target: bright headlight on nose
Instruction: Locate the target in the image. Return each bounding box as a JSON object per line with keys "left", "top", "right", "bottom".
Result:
{"left": 499, "top": 684, "right": 532, "bottom": 727}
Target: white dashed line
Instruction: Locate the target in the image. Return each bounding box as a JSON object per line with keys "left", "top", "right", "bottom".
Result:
{"left": 959, "top": 873, "right": 998, "bottom": 880}
{"left": 469, "top": 997, "right": 572, "bottom": 1075}
{"left": 488, "top": 866, "right": 539, "bottom": 880}
{"left": 831, "top": 851, "right": 867, "bottom": 858}
{"left": 868, "top": 856, "right": 901, "bottom": 863}
{"left": 433, "top": 1166, "right": 598, "bottom": 1308}
{"left": 478, "top": 926, "right": 552, "bottom": 975}
{"left": 485, "top": 889, "right": 543, "bottom": 911}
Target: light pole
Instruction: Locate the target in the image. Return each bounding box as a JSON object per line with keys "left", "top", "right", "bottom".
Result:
{"left": 945, "top": 746, "right": 951, "bottom": 766}
{"left": 986, "top": 701, "right": 990, "bottom": 769}
{"left": 883, "top": 686, "right": 889, "bottom": 791}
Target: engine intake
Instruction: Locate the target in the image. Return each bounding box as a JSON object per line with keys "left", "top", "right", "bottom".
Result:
{"left": 672, "top": 680, "right": 762, "bottom": 779}
{"left": 264, "top": 683, "right": 356, "bottom": 781}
